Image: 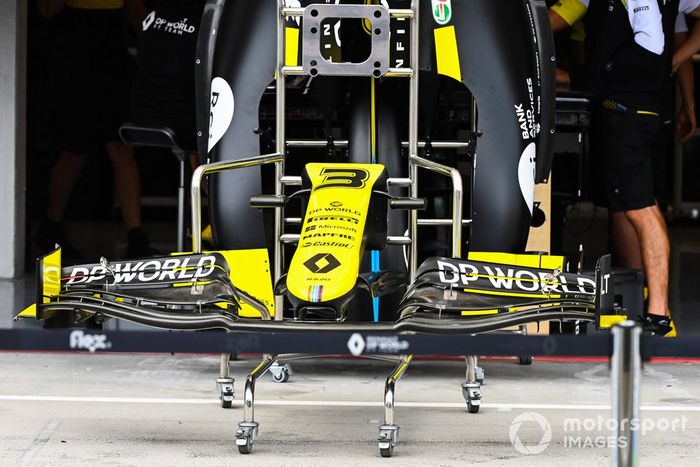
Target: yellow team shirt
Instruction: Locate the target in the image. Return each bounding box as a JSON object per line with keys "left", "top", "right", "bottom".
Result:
{"left": 550, "top": 0, "right": 587, "bottom": 26}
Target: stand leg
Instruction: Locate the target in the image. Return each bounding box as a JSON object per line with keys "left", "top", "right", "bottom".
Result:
{"left": 236, "top": 355, "right": 276, "bottom": 454}
{"left": 216, "top": 353, "right": 234, "bottom": 408}
{"left": 462, "top": 355, "right": 482, "bottom": 413}
{"left": 378, "top": 355, "right": 412, "bottom": 457}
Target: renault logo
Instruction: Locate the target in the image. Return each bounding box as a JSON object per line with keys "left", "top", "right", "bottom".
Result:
{"left": 303, "top": 253, "right": 341, "bottom": 274}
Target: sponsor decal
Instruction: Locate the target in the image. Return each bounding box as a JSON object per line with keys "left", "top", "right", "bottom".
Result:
{"left": 346, "top": 333, "right": 410, "bottom": 356}
{"left": 300, "top": 241, "right": 351, "bottom": 249}
{"left": 69, "top": 330, "right": 112, "bottom": 353}
{"left": 432, "top": 0, "right": 452, "bottom": 25}
{"left": 347, "top": 333, "right": 366, "bottom": 356}
{"left": 315, "top": 167, "right": 369, "bottom": 191}
{"left": 600, "top": 273, "right": 611, "bottom": 295}
{"left": 518, "top": 142, "right": 536, "bottom": 215}
{"left": 307, "top": 215, "right": 360, "bottom": 225}
{"left": 142, "top": 11, "right": 156, "bottom": 31}
{"left": 142, "top": 10, "right": 196, "bottom": 35}
{"left": 366, "top": 335, "right": 410, "bottom": 354}
{"left": 436, "top": 260, "right": 595, "bottom": 295}
{"left": 302, "top": 232, "right": 355, "bottom": 241}
{"left": 308, "top": 206, "right": 362, "bottom": 216}
{"left": 515, "top": 78, "right": 540, "bottom": 140}
{"left": 208, "top": 77, "right": 235, "bottom": 152}
{"left": 391, "top": 3, "right": 409, "bottom": 68}
{"left": 285, "top": 0, "right": 301, "bottom": 26}
{"left": 64, "top": 256, "right": 217, "bottom": 286}
{"left": 305, "top": 224, "right": 357, "bottom": 233}
{"left": 304, "top": 253, "right": 341, "bottom": 274}
{"left": 320, "top": 4, "right": 342, "bottom": 58}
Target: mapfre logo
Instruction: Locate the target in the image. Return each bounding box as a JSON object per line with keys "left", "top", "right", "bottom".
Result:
{"left": 69, "top": 330, "right": 112, "bottom": 353}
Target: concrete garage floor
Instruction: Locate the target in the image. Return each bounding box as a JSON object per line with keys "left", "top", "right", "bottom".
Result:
{"left": 0, "top": 354, "right": 698, "bottom": 466}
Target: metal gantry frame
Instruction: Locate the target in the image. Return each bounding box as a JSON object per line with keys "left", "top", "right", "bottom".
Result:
{"left": 188, "top": 0, "right": 477, "bottom": 456}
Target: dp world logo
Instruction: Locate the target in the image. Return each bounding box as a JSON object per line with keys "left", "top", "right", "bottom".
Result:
{"left": 509, "top": 412, "right": 552, "bottom": 455}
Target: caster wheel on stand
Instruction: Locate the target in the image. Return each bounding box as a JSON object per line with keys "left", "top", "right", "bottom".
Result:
{"left": 216, "top": 378, "right": 234, "bottom": 408}
{"left": 462, "top": 382, "right": 482, "bottom": 414}
{"left": 270, "top": 363, "right": 293, "bottom": 383}
{"left": 519, "top": 355, "right": 533, "bottom": 365}
{"left": 378, "top": 425, "right": 399, "bottom": 458}
{"left": 236, "top": 422, "right": 259, "bottom": 455}
{"left": 237, "top": 438, "right": 252, "bottom": 454}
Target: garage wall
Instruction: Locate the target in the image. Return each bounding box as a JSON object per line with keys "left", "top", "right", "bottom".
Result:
{"left": 0, "top": 1, "right": 27, "bottom": 278}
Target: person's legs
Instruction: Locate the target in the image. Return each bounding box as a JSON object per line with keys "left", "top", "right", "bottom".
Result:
{"left": 593, "top": 108, "right": 673, "bottom": 334}
{"left": 609, "top": 211, "right": 643, "bottom": 270}
{"left": 624, "top": 204, "right": 670, "bottom": 317}
{"left": 35, "top": 150, "right": 90, "bottom": 258}
{"left": 47, "top": 150, "right": 89, "bottom": 223}
{"left": 106, "top": 141, "right": 157, "bottom": 258}
{"left": 105, "top": 141, "right": 141, "bottom": 231}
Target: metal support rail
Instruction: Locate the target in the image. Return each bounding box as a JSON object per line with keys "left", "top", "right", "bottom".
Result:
{"left": 408, "top": 0, "right": 420, "bottom": 282}
{"left": 281, "top": 7, "right": 414, "bottom": 18}
{"left": 285, "top": 140, "right": 470, "bottom": 149}
{"left": 283, "top": 218, "right": 470, "bottom": 227}
{"left": 384, "top": 355, "right": 412, "bottom": 426}
{"left": 282, "top": 7, "right": 414, "bottom": 19}
{"left": 190, "top": 153, "right": 284, "bottom": 254}
{"left": 409, "top": 155, "right": 464, "bottom": 279}
{"left": 281, "top": 233, "right": 411, "bottom": 245}
{"left": 282, "top": 66, "right": 413, "bottom": 77}
{"left": 275, "top": 0, "right": 287, "bottom": 320}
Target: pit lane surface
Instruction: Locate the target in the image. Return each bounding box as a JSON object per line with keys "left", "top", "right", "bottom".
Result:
{"left": 0, "top": 353, "right": 698, "bottom": 466}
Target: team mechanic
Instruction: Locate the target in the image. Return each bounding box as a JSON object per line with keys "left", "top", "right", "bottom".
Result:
{"left": 549, "top": 0, "right": 700, "bottom": 336}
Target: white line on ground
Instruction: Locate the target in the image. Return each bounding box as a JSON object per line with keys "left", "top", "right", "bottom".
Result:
{"left": 1, "top": 395, "right": 699, "bottom": 412}
{"left": 19, "top": 419, "right": 61, "bottom": 466}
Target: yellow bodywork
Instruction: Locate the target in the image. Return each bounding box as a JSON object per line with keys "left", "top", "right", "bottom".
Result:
{"left": 434, "top": 25, "right": 462, "bottom": 82}
{"left": 287, "top": 163, "right": 386, "bottom": 303}
{"left": 219, "top": 249, "right": 275, "bottom": 318}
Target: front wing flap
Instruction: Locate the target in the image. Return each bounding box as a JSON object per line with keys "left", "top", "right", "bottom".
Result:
{"left": 20, "top": 247, "right": 275, "bottom": 325}
{"left": 397, "top": 254, "right": 619, "bottom": 328}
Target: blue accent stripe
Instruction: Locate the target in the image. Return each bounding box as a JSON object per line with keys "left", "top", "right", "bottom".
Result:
{"left": 371, "top": 250, "right": 380, "bottom": 322}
